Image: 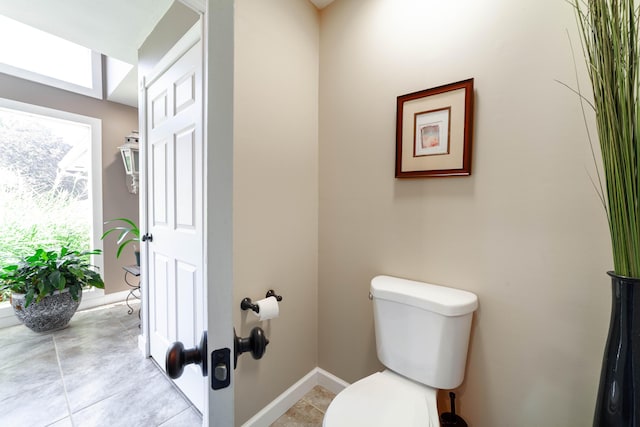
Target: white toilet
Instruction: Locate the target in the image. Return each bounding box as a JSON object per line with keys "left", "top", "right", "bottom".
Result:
{"left": 323, "top": 275, "right": 478, "bottom": 427}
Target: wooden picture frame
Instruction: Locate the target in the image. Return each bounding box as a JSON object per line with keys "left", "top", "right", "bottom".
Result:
{"left": 395, "top": 78, "right": 474, "bottom": 178}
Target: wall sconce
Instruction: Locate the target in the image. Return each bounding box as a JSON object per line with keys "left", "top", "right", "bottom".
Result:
{"left": 119, "top": 131, "right": 139, "bottom": 194}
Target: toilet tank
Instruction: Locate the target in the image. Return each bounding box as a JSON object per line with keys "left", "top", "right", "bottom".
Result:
{"left": 370, "top": 275, "right": 478, "bottom": 390}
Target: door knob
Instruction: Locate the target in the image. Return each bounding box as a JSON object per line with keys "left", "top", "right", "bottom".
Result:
{"left": 166, "top": 331, "right": 208, "bottom": 379}
{"left": 234, "top": 327, "right": 269, "bottom": 368}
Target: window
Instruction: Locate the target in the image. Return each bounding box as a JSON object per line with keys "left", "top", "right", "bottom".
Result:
{"left": 0, "top": 15, "right": 102, "bottom": 98}
{"left": 0, "top": 98, "right": 103, "bottom": 299}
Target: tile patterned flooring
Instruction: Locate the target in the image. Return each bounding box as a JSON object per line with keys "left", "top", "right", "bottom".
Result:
{"left": 271, "top": 386, "right": 335, "bottom": 426}
{"left": 0, "top": 302, "right": 334, "bottom": 427}
{"left": 0, "top": 302, "right": 200, "bottom": 426}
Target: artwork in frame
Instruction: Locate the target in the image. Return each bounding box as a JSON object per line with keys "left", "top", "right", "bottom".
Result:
{"left": 396, "top": 78, "right": 474, "bottom": 178}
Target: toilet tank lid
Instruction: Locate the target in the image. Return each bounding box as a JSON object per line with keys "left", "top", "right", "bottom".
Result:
{"left": 370, "top": 275, "right": 478, "bottom": 316}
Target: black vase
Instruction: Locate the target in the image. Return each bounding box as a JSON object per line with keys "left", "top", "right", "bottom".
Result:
{"left": 594, "top": 272, "right": 640, "bottom": 426}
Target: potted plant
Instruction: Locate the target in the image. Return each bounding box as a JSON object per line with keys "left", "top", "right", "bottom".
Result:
{"left": 101, "top": 217, "right": 140, "bottom": 266}
{"left": 0, "top": 247, "right": 104, "bottom": 332}
{"left": 572, "top": 1, "right": 640, "bottom": 424}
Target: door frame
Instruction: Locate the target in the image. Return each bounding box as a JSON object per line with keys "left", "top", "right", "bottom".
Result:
{"left": 202, "top": 1, "right": 235, "bottom": 425}
{"left": 139, "top": 1, "right": 234, "bottom": 425}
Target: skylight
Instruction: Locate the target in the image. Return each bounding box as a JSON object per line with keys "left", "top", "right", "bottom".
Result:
{"left": 0, "top": 15, "right": 102, "bottom": 98}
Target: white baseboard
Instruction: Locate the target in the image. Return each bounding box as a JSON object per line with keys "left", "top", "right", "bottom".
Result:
{"left": 78, "top": 289, "right": 131, "bottom": 311}
{"left": 316, "top": 368, "right": 351, "bottom": 395}
{"left": 0, "top": 304, "right": 19, "bottom": 329}
{"left": 241, "top": 367, "right": 349, "bottom": 427}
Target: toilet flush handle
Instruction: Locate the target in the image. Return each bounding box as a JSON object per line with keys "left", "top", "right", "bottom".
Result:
{"left": 368, "top": 292, "right": 373, "bottom": 300}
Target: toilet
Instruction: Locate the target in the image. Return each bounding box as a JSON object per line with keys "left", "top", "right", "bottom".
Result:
{"left": 323, "top": 275, "right": 478, "bottom": 427}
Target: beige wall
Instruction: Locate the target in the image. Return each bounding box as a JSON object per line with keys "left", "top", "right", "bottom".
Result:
{"left": 233, "top": 0, "right": 319, "bottom": 423}
{"left": 0, "top": 72, "right": 139, "bottom": 294}
{"left": 318, "top": 1, "right": 612, "bottom": 426}
{"left": 136, "top": 0, "right": 610, "bottom": 425}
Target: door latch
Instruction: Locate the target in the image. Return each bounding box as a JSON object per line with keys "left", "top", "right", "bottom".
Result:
{"left": 211, "top": 347, "right": 231, "bottom": 390}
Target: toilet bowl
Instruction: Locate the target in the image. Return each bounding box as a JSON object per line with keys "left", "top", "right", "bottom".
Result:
{"left": 323, "top": 275, "right": 478, "bottom": 427}
{"left": 323, "top": 370, "right": 440, "bottom": 427}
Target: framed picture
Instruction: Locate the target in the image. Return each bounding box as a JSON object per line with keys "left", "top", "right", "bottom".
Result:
{"left": 395, "top": 78, "right": 474, "bottom": 178}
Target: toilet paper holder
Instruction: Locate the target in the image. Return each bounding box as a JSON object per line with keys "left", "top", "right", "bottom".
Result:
{"left": 241, "top": 290, "right": 283, "bottom": 313}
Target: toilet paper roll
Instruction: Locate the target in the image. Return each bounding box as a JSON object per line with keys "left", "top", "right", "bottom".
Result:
{"left": 251, "top": 296, "right": 280, "bottom": 321}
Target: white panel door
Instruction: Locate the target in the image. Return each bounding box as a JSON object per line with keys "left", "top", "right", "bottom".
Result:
{"left": 142, "top": 4, "right": 235, "bottom": 424}
{"left": 145, "top": 29, "right": 206, "bottom": 411}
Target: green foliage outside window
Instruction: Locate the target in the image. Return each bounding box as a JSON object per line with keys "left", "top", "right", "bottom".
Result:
{"left": 0, "top": 110, "right": 91, "bottom": 302}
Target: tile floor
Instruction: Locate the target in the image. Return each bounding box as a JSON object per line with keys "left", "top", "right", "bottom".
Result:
{"left": 271, "top": 386, "right": 335, "bottom": 426}
{"left": 0, "top": 302, "right": 200, "bottom": 426}
{"left": 0, "top": 302, "right": 334, "bottom": 427}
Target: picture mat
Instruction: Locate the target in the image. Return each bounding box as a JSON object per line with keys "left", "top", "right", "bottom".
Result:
{"left": 400, "top": 87, "right": 466, "bottom": 172}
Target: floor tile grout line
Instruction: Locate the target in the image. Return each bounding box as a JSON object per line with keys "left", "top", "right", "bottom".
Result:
{"left": 52, "top": 334, "right": 76, "bottom": 427}
{"left": 300, "top": 387, "right": 335, "bottom": 415}
{"left": 302, "top": 399, "right": 329, "bottom": 415}
{"left": 69, "top": 388, "right": 126, "bottom": 415}
{"left": 157, "top": 406, "right": 196, "bottom": 427}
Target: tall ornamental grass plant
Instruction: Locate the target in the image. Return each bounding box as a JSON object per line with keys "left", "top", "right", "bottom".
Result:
{"left": 574, "top": 0, "right": 640, "bottom": 278}
{"left": 0, "top": 174, "right": 89, "bottom": 267}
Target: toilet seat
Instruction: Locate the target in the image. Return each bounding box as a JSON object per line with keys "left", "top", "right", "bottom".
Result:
{"left": 323, "top": 370, "right": 440, "bottom": 427}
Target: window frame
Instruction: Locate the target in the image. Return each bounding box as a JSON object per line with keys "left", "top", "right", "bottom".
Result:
{"left": 0, "top": 51, "right": 103, "bottom": 99}
{"left": 0, "top": 98, "right": 105, "bottom": 327}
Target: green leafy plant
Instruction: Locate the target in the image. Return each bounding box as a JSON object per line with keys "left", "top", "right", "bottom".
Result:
{"left": 573, "top": 0, "right": 640, "bottom": 277}
{"left": 101, "top": 218, "right": 140, "bottom": 258}
{"left": 0, "top": 247, "right": 104, "bottom": 307}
